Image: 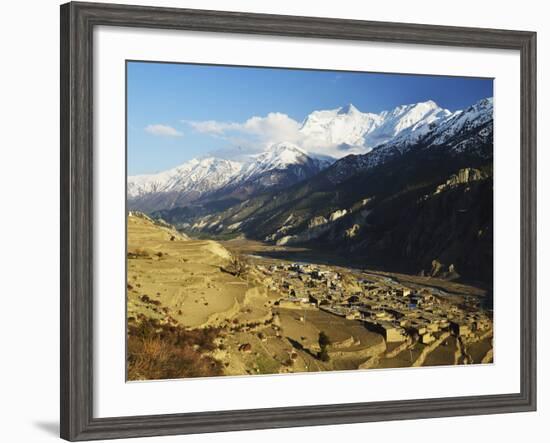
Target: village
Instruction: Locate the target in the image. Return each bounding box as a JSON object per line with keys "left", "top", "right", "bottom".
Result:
{"left": 126, "top": 214, "right": 494, "bottom": 380}
{"left": 257, "top": 260, "right": 493, "bottom": 351}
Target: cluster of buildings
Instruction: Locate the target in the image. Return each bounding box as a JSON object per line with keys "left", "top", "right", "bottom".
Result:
{"left": 259, "top": 262, "right": 493, "bottom": 346}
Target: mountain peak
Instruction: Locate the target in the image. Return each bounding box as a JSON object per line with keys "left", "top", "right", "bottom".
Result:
{"left": 419, "top": 99, "right": 438, "bottom": 108}
{"left": 182, "top": 156, "right": 241, "bottom": 170}
{"left": 251, "top": 142, "right": 309, "bottom": 169}
{"left": 338, "top": 103, "right": 360, "bottom": 115}
{"left": 388, "top": 99, "right": 441, "bottom": 115}
{"left": 471, "top": 97, "right": 493, "bottom": 110}
{"left": 268, "top": 141, "right": 306, "bottom": 154}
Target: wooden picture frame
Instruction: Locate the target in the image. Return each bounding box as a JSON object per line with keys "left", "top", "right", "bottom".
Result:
{"left": 60, "top": 2, "right": 537, "bottom": 440}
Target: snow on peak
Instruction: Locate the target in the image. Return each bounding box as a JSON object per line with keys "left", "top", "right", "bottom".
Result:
{"left": 267, "top": 141, "right": 308, "bottom": 156}
{"left": 239, "top": 142, "right": 317, "bottom": 179}
{"left": 299, "top": 100, "right": 451, "bottom": 154}
{"left": 255, "top": 142, "right": 308, "bottom": 166}
{"left": 300, "top": 104, "right": 382, "bottom": 149}
{"left": 366, "top": 101, "right": 447, "bottom": 147}
{"left": 377, "top": 100, "right": 451, "bottom": 138}
{"left": 428, "top": 97, "right": 493, "bottom": 146}
{"left": 337, "top": 103, "right": 360, "bottom": 115}
{"left": 128, "top": 97, "right": 492, "bottom": 201}
{"left": 418, "top": 99, "right": 438, "bottom": 109}
{"left": 128, "top": 143, "right": 327, "bottom": 200}
{"left": 326, "top": 97, "right": 493, "bottom": 184}
{"left": 127, "top": 156, "right": 242, "bottom": 198}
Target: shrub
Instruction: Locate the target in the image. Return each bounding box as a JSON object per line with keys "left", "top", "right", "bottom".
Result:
{"left": 221, "top": 255, "right": 249, "bottom": 278}
{"left": 127, "top": 248, "right": 150, "bottom": 259}
{"left": 139, "top": 294, "right": 162, "bottom": 306}
{"left": 140, "top": 294, "right": 151, "bottom": 303}
{"left": 127, "top": 318, "right": 223, "bottom": 380}
{"left": 318, "top": 331, "right": 331, "bottom": 348}
{"left": 318, "top": 348, "right": 330, "bottom": 362}
{"left": 317, "top": 331, "right": 331, "bottom": 362}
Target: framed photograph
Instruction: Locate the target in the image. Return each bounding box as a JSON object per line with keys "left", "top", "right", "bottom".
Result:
{"left": 60, "top": 1, "right": 537, "bottom": 440}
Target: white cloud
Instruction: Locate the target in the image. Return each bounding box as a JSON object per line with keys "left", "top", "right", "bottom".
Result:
{"left": 184, "top": 112, "right": 364, "bottom": 159}
{"left": 186, "top": 113, "right": 301, "bottom": 143}
{"left": 239, "top": 113, "right": 302, "bottom": 143}
{"left": 145, "top": 124, "right": 183, "bottom": 137}
{"left": 185, "top": 120, "right": 238, "bottom": 135}
{"left": 184, "top": 112, "right": 301, "bottom": 149}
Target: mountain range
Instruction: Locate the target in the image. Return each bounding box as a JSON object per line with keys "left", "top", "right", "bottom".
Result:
{"left": 129, "top": 97, "right": 494, "bottom": 284}
{"left": 128, "top": 143, "right": 331, "bottom": 212}
{"left": 128, "top": 99, "right": 455, "bottom": 211}
{"left": 300, "top": 100, "right": 452, "bottom": 152}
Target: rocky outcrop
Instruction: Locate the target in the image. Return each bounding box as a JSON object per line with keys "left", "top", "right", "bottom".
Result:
{"left": 276, "top": 215, "right": 331, "bottom": 245}
{"left": 329, "top": 209, "right": 348, "bottom": 222}
{"left": 435, "top": 168, "right": 486, "bottom": 194}
{"left": 276, "top": 221, "right": 332, "bottom": 245}
{"left": 428, "top": 260, "right": 460, "bottom": 280}
{"left": 344, "top": 224, "right": 361, "bottom": 239}
{"left": 308, "top": 216, "right": 328, "bottom": 229}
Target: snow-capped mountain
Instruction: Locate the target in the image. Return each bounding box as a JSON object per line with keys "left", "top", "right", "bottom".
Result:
{"left": 299, "top": 100, "right": 452, "bottom": 154}
{"left": 128, "top": 98, "right": 492, "bottom": 213}
{"left": 149, "top": 97, "right": 493, "bottom": 285}
{"left": 427, "top": 97, "right": 493, "bottom": 149}
{"left": 179, "top": 97, "right": 493, "bottom": 256}
{"left": 128, "top": 157, "right": 242, "bottom": 198}
{"left": 240, "top": 142, "right": 330, "bottom": 181}
{"left": 128, "top": 142, "right": 330, "bottom": 211}
{"left": 367, "top": 100, "right": 452, "bottom": 147}
{"left": 326, "top": 97, "right": 493, "bottom": 184}
{"left": 300, "top": 103, "right": 382, "bottom": 150}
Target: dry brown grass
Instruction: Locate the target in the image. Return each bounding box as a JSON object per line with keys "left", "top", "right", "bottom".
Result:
{"left": 127, "top": 317, "right": 223, "bottom": 380}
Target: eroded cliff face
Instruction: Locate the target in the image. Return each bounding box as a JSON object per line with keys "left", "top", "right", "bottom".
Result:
{"left": 263, "top": 166, "right": 493, "bottom": 285}
{"left": 351, "top": 172, "right": 493, "bottom": 284}
{"left": 434, "top": 167, "right": 487, "bottom": 194}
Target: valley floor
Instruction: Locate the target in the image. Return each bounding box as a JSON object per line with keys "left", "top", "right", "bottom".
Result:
{"left": 126, "top": 213, "right": 493, "bottom": 381}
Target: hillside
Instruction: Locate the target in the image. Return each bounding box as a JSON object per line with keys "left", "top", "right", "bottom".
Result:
{"left": 126, "top": 213, "right": 390, "bottom": 379}
{"left": 127, "top": 213, "right": 492, "bottom": 380}
{"left": 155, "top": 98, "right": 493, "bottom": 284}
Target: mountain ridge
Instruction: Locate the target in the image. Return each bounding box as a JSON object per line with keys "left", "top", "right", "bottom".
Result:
{"left": 128, "top": 99, "right": 466, "bottom": 210}
{"left": 152, "top": 96, "right": 494, "bottom": 283}
{"left": 129, "top": 98, "right": 492, "bottom": 225}
{"left": 128, "top": 142, "right": 331, "bottom": 212}
{"left": 299, "top": 99, "right": 452, "bottom": 154}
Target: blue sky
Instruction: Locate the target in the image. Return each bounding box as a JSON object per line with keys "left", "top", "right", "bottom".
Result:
{"left": 127, "top": 61, "right": 493, "bottom": 175}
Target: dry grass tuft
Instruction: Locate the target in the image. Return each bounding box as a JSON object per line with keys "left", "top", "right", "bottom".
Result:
{"left": 127, "top": 248, "right": 150, "bottom": 259}
{"left": 220, "top": 254, "right": 249, "bottom": 278}
{"left": 127, "top": 317, "right": 223, "bottom": 380}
